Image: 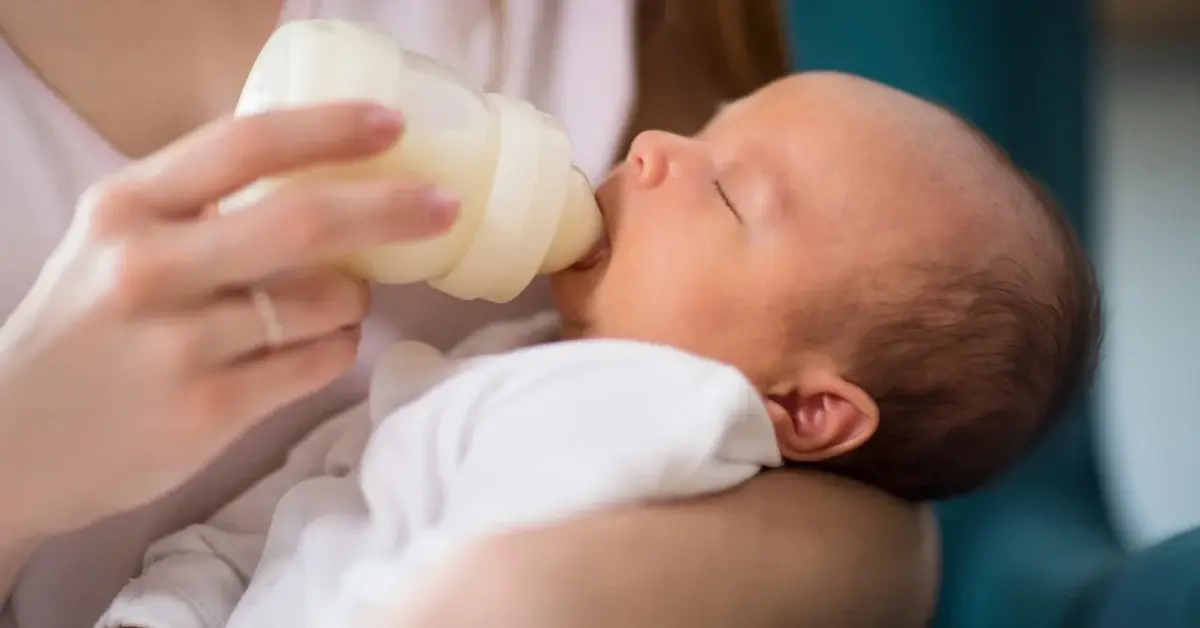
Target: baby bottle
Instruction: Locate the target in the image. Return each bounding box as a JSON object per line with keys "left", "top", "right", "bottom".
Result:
{"left": 220, "top": 19, "right": 604, "bottom": 303}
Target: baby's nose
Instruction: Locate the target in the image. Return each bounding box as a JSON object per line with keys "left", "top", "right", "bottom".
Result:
{"left": 627, "top": 130, "right": 691, "bottom": 187}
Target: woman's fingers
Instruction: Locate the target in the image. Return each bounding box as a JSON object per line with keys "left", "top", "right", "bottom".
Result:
{"left": 196, "top": 177, "right": 457, "bottom": 287}
{"left": 194, "top": 271, "right": 371, "bottom": 364}
{"left": 83, "top": 102, "right": 405, "bottom": 230}
{"left": 112, "top": 177, "right": 456, "bottom": 307}
{"left": 191, "top": 327, "right": 363, "bottom": 435}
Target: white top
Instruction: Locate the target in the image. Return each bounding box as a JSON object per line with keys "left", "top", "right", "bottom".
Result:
{"left": 0, "top": 1, "right": 634, "bottom": 626}
{"left": 95, "top": 313, "right": 780, "bottom": 628}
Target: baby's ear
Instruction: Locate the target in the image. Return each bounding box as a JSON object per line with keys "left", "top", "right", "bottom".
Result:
{"left": 765, "top": 369, "right": 878, "bottom": 462}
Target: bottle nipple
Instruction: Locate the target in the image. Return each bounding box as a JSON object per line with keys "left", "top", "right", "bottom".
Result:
{"left": 540, "top": 167, "right": 604, "bottom": 274}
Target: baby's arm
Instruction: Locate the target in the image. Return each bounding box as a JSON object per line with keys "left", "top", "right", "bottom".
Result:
{"left": 347, "top": 341, "right": 782, "bottom": 617}
{"left": 440, "top": 342, "right": 782, "bottom": 529}
{"left": 95, "top": 403, "right": 369, "bottom": 628}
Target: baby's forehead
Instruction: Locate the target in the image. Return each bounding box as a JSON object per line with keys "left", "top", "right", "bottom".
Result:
{"left": 704, "top": 76, "right": 956, "bottom": 213}
{"left": 720, "top": 76, "right": 1037, "bottom": 267}
{"left": 718, "top": 73, "right": 971, "bottom": 151}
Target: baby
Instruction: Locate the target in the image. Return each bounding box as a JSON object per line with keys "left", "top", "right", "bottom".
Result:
{"left": 98, "top": 72, "right": 1100, "bottom": 628}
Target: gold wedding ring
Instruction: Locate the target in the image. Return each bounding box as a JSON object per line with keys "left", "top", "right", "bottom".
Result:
{"left": 251, "top": 288, "right": 285, "bottom": 349}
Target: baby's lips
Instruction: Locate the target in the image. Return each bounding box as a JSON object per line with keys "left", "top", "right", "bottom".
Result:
{"left": 569, "top": 231, "right": 610, "bottom": 271}
{"left": 566, "top": 190, "right": 611, "bottom": 271}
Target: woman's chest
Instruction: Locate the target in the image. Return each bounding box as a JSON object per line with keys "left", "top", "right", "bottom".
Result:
{"left": 0, "top": 62, "right": 108, "bottom": 318}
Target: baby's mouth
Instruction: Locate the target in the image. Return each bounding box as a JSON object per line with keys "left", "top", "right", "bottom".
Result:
{"left": 569, "top": 191, "right": 611, "bottom": 271}
{"left": 570, "top": 231, "right": 610, "bottom": 271}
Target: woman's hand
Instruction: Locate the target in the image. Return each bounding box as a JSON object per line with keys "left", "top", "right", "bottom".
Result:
{"left": 0, "top": 102, "right": 455, "bottom": 542}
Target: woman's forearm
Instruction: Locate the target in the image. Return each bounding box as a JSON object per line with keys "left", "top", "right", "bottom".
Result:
{"left": 404, "top": 471, "right": 939, "bottom": 628}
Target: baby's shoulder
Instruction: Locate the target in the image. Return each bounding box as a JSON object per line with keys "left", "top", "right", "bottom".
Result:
{"left": 451, "top": 340, "right": 779, "bottom": 468}
{"left": 471, "top": 338, "right": 754, "bottom": 401}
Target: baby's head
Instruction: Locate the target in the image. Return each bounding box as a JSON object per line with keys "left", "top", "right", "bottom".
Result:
{"left": 550, "top": 72, "right": 1101, "bottom": 502}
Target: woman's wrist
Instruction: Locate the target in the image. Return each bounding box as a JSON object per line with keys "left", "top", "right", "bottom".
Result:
{"left": 0, "top": 500, "right": 48, "bottom": 553}
{"left": 0, "top": 528, "right": 44, "bottom": 601}
{"left": 0, "top": 396, "right": 59, "bottom": 545}
{"left": 0, "top": 410, "right": 50, "bottom": 598}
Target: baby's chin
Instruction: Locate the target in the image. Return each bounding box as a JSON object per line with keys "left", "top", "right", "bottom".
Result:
{"left": 547, "top": 271, "right": 588, "bottom": 333}
{"left": 548, "top": 247, "right": 607, "bottom": 307}
{"left": 555, "top": 318, "right": 588, "bottom": 340}
{"left": 551, "top": 262, "right": 623, "bottom": 341}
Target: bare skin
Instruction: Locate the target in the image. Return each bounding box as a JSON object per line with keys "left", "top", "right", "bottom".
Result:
{"left": 400, "top": 472, "right": 939, "bottom": 628}
{"left": 0, "top": 0, "right": 281, "bottom": 158}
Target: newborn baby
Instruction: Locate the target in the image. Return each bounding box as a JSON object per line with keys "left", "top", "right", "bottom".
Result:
{"left": 98, "top": 72, "right": 1100, "bottom": 628}
{"left": 553, "top": 70, "right": 1102, "bottom": 499}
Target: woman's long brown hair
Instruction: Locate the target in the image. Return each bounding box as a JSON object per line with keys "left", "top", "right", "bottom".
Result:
{"left": 620, "top": 0, "right": 792, "bottom": 152}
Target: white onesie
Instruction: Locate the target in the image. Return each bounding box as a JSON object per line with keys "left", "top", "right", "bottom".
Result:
{"left": 96, "top": 313, "right": 782, "bottom": 628}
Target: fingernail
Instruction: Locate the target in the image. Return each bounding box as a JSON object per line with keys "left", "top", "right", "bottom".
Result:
{"left": 426, "top": 188, "right": 459, "bottom": 228}
{"left": 363, "top": 106, "right": 404, "bottom": 143}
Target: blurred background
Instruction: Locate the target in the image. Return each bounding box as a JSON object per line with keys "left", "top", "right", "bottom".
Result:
{"left": 1094, "top": 0, "right": 1200, "bottom": 549}
{"left": 788, "top": 0, "right": 1197, "bottom": 625}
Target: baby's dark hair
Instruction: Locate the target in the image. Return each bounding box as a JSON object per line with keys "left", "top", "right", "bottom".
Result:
{"left": 805, "top": 123, "right": 1103, "bottom": 503}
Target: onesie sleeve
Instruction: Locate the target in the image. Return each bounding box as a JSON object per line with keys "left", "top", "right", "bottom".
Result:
{"left": 440, "top": 341, "right": 783, "bottom": 532}
{"left": 351, "top": 340, "right": 782, "bottom": 599}
{"left": 94, "top": 403, "right": 370, "bottom": 628}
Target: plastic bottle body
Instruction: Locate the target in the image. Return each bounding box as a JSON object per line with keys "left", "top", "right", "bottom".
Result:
{"left": 221, "top": 19, "right": 602, "bottom": 303}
